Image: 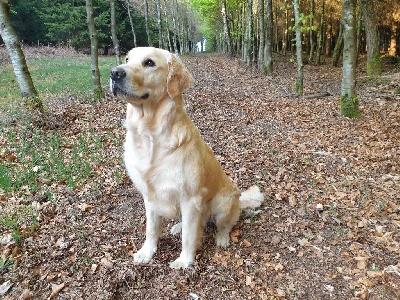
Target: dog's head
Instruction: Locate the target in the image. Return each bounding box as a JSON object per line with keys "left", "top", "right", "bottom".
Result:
{"left": 110, "top": 47, "right": 193, "bottom": 105}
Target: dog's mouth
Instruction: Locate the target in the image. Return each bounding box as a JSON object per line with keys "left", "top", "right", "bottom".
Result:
{"left": 110, "top": 80, "right": 149, "bottom": 100}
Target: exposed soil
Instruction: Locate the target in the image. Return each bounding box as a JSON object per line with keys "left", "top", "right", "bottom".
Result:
{"left": 1, "top": 51, "right": 399, "bottom": 300}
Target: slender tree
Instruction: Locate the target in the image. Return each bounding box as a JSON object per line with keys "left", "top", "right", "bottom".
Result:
{"left": 110, "top": 0, "right": 121, "bottom": 64}
{"left": 85, "top": 0, "right": 104, "bottom": 99}
{"left": 340, "top": 0, "right": 360, "bottom": 118}
{"left": 143, "top": 0, "right": 153, "bottom": 46}
{"left": 309, "top": 0, "right": 315, "bottom": 62}
{"left": 244, "top": 0, "right": 252, "bottom": 65}
{"left": 293, "top": 0, "right": 303, "bottom": 96}
{"left": 360, "top": 0, "right": 381, "bottom": 76}
{"left": 332, "top": 25, "right": 343, "bottom": 67}
{"left": 221, "top": 0, "right": 232, "bottom": 55}
{"left": 154, "top": 0, "right": 163, "bottom": 48}
{"left": 126, "top": 1, "right": 137, "bottom": 48}
{"left": 264, "top": 0, "right": 273, "bottom": 75}
{"left": 0, "top": 0, "right": 42, "bottom": 111}
{"left": 258, "top": 0, "right": 264, "bottom": 68}
{"left": 316, "top": 0, "right": 325, "bottom": 65}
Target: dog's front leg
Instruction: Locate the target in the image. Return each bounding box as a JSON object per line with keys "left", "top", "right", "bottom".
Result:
{"left": 169, "top": 198, "right": 202, "bottom": 269}
{"left": 133, "top": 207, "right": 161, "bottom": 264}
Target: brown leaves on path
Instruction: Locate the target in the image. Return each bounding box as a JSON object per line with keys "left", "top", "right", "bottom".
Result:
{"left": 0, "top": 53, "right": 399, "bottom": 299}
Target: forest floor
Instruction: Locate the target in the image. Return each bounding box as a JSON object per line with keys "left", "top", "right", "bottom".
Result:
{"left": 1, "top": 49, "right": 400, "bottom": 300}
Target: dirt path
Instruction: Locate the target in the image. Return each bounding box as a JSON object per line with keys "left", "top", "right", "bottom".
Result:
{"left": 1, "top": 53, "right": 399, "bottom": 299}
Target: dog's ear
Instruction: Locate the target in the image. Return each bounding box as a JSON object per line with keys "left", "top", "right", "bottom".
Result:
{"left": 167, "top": 54, "right": 194, "bottom": 98}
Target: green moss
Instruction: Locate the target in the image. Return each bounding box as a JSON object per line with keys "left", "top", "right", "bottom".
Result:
{"left": 340, "top": 95, "right": 361, "bottom": 119}
{"left": 295, "top": 79, "right": 303, "bottom": 96}
{"left": 367, "top": 55, "right": 382, "bottom": 76}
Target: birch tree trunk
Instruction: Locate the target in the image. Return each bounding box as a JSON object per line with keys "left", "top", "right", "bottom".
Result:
{"left": 85, "top": 0, "right": 104, "bottom": 99}
{"left": 126, "top": 2, "right": 137, "bottom": 48}
{"left": 154, "top": 0, "right": 163, "bottom": 48}
{"left": 293, "top": 0, "right": 303, "bottom": 96}
{"left": 360, "top": 0, "right": 381, "bottom": 76}
{"left": 110, "top": 0, "right": 121, "bottom": 64}
{"left": 340, "top": 0, "right": 360, "bottom": 118}
{"left": 221, "top": 0, "right": 232, "bottom": 56}
{"left": 264, "top": 0, "right": 273, "bottom": 75}
{"left": 143, "top": 0, "right": 153, "bottom": 46}
{"left": 0, "top": 0, "right": 41, "bottom": 110}
{"left": 244, "top": 0, "right": 252, "bottom": 65}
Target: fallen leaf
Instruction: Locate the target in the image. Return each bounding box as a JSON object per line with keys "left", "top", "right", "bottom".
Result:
{"left": 49, "top": 282, "right": 65, "bottom": 299}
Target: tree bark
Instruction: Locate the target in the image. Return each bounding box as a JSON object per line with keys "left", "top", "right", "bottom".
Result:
{"left": 154, "top": 0, "right": 163, "bottom": 48}
{"left": 360, "top": 0, "right": 381, "bottom": 76}
{"left": 143, "top": 0, "right": 153, "bottom": 46}
{"left": 264, "top": 0, "right": 273, "bottom": 75}
{"left": 316, "top": 0, "right": 325, "bottom": 64}
{"left": 221, "top": 0, "right": 232, "bottom": 56}
{"left": 110, "top": 0, "right": 121, "bottom": 64}
{"left": 388, "top": 18, "right": 398, "bottom": 56}
{"left": 257, "top": 0, "right": 264, "bottom": 68}
{"left": 340, "top": 0, "right": 360, "bottom": 118}
{"left": 126, "top": 1, "right": 137, "bottom": 48}
{"left": 293, "top": 0, "right": 303, "bottom": 96}
{"left": 85, "top": 0, "right": 104, "bottom": 99}
{"left": 309, "top": 0, "right": 315, "bottom": 63}
{"left": 244, "top": 0, "right": 252, "bottom": 65}
{"left": 332, "top": 25, "right": 343, "bottom": 67}
{"left": 0, "top": 0, "right": 39, "bottom": 102}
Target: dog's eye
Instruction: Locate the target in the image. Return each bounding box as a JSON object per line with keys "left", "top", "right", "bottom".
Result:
{"left": 125, "top": 57, "right": 129, "bottom": 63}
{"left": 143, "top": 59, "right": 155, "bottom": 67}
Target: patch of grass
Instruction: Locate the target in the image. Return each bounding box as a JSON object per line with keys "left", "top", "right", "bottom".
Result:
{"left": 2, "top": 127, "right": 108, "bottom": 193}
{"left": 0, "top": 56, "right": 114, "bottom": 104}
{"left": 0, "top": 256, "right": 14, "bottom": 273}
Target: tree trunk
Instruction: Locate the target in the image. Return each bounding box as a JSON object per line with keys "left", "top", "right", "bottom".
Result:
{"left": 0, "top": 0, "right": 40, "bottom": 109}
{"left": 244, "top": 0, "right": 252, "bottom": 65}
{"left": 316, "top": 0, "right": 325, "bottom": 64}
{"left": 143, "top": 0, "right": 153, "bottom": 47}
{"left": 332, "top": 25, "right": 343, "bottom": 67}
{"left": 110, "top": 0, "right": 121, "bottom": 64}
{"left": 388, "top": 18, "right": 398, "bottom": 56}
{"left": 126, "top": 2, "right": 137, "bottom": 48}
{"left": 85, "top": 0, "right": 104, "bottom": 99}
{"left": 154, "top": 0, "right": 163, "bottom": 48}
{"left": 264, "top": 0, "right": 273, "bottom": 75}
{"left": 258, "top": 0, "right": 264, "bottom": 68}
{"left": 340, "top": 0, "right": 360, "bottom": 118}
{"left": 360, "top": 0, "right": 381, "bottom": 76}
{"left": 163, "top": 0, "right": 172, "bottom": 52}
{"left": 293, "top": 0, "right": 303, "bottom": 96}
{"left": 221, "top": 0, "right": 232, "bottom": 56}
{"left": 309, "top": 0, "right": 315, "bottom": 63}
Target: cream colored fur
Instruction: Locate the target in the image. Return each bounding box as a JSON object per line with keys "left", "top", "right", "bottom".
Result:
{"left": 110, "top": 47, "right": 263, "bottom": 269}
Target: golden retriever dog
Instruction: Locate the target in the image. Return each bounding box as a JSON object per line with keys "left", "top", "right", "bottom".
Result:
{"left": 110, "top": 47, "right": 263, "bottom": 269}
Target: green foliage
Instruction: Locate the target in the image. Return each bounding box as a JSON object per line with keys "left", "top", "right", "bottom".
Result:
{"left": 8, "top": 0, "right": 159, "bottom": 51}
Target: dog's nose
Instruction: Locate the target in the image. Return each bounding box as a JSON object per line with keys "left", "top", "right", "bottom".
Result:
{"left": 110, "top": 67, "right": 126, "bottom": 81}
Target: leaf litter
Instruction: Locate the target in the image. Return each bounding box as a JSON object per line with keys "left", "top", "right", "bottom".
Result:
{"left": 0, "top": 52, "right": 399, "bottom": 299}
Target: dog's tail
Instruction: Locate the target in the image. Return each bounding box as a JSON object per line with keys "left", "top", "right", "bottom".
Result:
{"left": 239, "top": 185, "right": 264, "bottom": 209}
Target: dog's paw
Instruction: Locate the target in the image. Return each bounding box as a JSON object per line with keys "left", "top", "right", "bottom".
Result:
{"left": 215, "top": 232, "right": 230, "bottom": 248}
{"left": 170, "top": 222, "right": 182, "bottom": 236}
{"left": 169, "top": 257, "right": 192, "bottom": 269}
{"left": 133, "top": 248, "right": 155, "bottom": 264}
